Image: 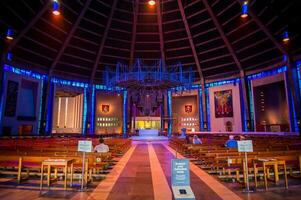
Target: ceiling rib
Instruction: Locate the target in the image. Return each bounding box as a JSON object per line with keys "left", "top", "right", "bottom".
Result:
{"left": 157, "top": 0, "right": 166, "bottom": 63}
{"left": 7, "top": 1, "right": 51, "bottom": 54}
{"left": 90, "top": 0, "right": 118, "bottom": 84}
{"left": 202, "top": 0, "right": 243, "bottom": 71}
{"left": 235, "top": 0, "right": 287, "bottom": 55}
{"left": 49, "top": 0, "right": 92, "bottom": 76}
{"left": 176, "top": 0, "right": 204, "bottom": 79}
{"left": 130, "top": 0, "right": 139, "bottom": 66}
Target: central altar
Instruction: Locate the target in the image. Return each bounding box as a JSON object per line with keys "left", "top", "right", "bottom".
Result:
{"left": 139, "top": 129, "right": 159, "bottom": 137}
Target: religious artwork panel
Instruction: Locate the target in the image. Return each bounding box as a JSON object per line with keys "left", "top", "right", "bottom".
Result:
{"left": 214, "top": 89, "right": 233, "bottom": 118}
{"left": 4, "top": 80, "right": 19, "bottom": 117}
{"left": 184, "top": 104, "right": 192, "bottom": 113}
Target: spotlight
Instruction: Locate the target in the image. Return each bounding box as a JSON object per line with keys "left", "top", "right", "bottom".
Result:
{"left": 148, "top": 0, "right": 156, "bottom": 6}
{"left": 6, "top": 28, "right": 13, "bottom": 40}
{"left": 6, "top": 52, "right": 12, "bottom": 61}
{"left": 52, "top": 0, "right": 60, "bottom": 16}
{"left": 241, "top": 1, "right": 248, "bottom": 18}
{"left": 282, "top": 31, "right": 290, "bottom": 42}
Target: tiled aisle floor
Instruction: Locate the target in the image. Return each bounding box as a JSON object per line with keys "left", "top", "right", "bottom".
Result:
{"left": 1, "top": 141, "right": 301, "bottom": 200}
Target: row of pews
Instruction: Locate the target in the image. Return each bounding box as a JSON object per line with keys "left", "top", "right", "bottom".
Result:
{"left": 0, "top": 137, "right": 131, "bottom": 189}
{"left": 169, "top": 134, "right": 301, "bottom": 190}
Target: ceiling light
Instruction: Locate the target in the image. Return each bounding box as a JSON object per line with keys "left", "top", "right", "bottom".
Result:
{"left": 148, "top": 0, "right": 156, "bottom": 6}
{"left": 241, "top": 1, "right": 248, "bottom": 18}
{"left": 282, "top": 31, "right": 290, "bottom": 42}
{"left": 52, "top": 0, "right": 60, "bottom": 15}
{"left": 6, "top": 28, "right": 13, "bottom": 40}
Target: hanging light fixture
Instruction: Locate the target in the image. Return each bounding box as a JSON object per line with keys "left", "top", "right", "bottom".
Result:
{"left": 148, "top": 0, "right": 156, "bottom": 6}
{"left": 241, "top": 1, "right": 248, "bottom": 18}
{"left": 6, "top": 52, "right": 12, "bottom": 61}
{"left": 6, "top": 28, "right": 14, "bottom": 40}
{"left": 52, "top": 0, "right": 60, "bottom": 16}
{"left": 282, "top": 31, "right": 290, "bottom": 42}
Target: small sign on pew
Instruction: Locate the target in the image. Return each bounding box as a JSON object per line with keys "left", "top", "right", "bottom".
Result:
{"left": 237, "top": 140, "right": 253, "bottom": 152}
{"left": 171, "top": 159, "right": 195, "bottom": 200}
{"left": 237, "top": 140, "right": 253, "bottom": 192}
{"left": 78, "top": 140, "right": 92, "bottom": 153}
{"left": 77, "top": 140, "right": 92, "bottom": 191}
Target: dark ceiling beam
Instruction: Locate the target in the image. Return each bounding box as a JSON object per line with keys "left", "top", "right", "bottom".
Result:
{"left": 110, "top": 28, "right": 132, "bottom": 34}
{"left": 90, "top": 0, "right": 118, "bottom": 84}
{"left": 202, "top": 62, "right": 236, "bottom": 71}
{"left": 240, "top": 47, "right": 277, "bottom": 62}
{"left": 225, "top": 19, "right": 253, "bottom": 36}
{"left": 232, "top": 29, "right": 260, "bottom": 45}
{"left": 49, "top": 0, "right": 92, "bottom": 76}
{"left": 166, "top": 46, "right": 191, "bottom": 52}
{"left": 186, "top": 9, "right": 207, "bottom": 20}
{"left": 235, "top": 0, "right": 287, "bottom": 55}
{"left": 202, "top": 0, "right": 243, "bottom": 72}
{"left": 77, "top": 26, "right": 102, "bottom": 37}
{"left": 156, "top": 0, "right": 166, "bottom": 66}
{"left": 184, "top": 0, "right": 201, "bottom": 9}
{"left": 107, "top": 36, "right": 131, "bottom": 43}
{"left": 17, "top": 46, "right": 52, "bottom": 61}
{"left": 164, "top": 28, "right": 186, "bottom": 34}
{"left": 68, "top": 44, "right": 96, "bottom": 55}
{"left": 163, "top": 19, "right": 182, "bottom": 25}
{"left": 195, "top": 37, "right": 220, "bottom": 47}
{"left": 73, "top": 35, "right": 100, "bottom": 46}
{"left": 33, "top": 27, "right": 63, "bottom": 43}
{"left": 236, "top": 38, "right": 269, "bottom": 53}
{"left": 222, "top": 13, "right": 240, "bottom": 26}
{"left": 201, "top": 54, "right": 231, "bottom": 63}
{"left": 83, "top": 17, "right": 106, "bottom": 28}
{"left": 7, "top": 1, "right": 51, "bottom": 53}
{"left": 190, "top": 18, "right": 211, "bottom": 29}
{"left": 217, "top": 1, "right": 236, "bottom": 17}
{"left": 23, "top": 35, "right": 57, "bottom": 52}
{"left": 198, "top": 45, "right": 226, "bottom": 55}
{"left": 130, "top": 0, "right": 139, "bottom": 66}
{"left": 193, "top": 28, "right": 216, "bottom": 38}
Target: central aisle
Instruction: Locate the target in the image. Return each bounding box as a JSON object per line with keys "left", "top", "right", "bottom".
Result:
{"left": 82, "top": 141, "right": 242, "bottom": 200}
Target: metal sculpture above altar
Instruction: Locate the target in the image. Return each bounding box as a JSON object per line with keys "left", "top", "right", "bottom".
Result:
{"left": 103, "top": 59, "right": 194, "bottom": 92}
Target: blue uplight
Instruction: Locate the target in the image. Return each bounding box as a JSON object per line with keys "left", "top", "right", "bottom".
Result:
{"left": 3, "top": 64, "right": 47, "bottom": 80}
{"left": 6, "top": 28, "right": 13, "bottom": 40}
{"left": 89, "top": 85, "right": 95, "bottom": 134}
{"left": 45, "top": 82, "right": 54, "bottom": 134}
{"left": 247, "top": 66, "right": 287, "bottom": 81}
{"left": 206, "top": 78, "right": 240, "bottom": 88}
{"left": 123, "top": 90, "right": 128, "bottom": 137}
{"left": 205, "top": 87, "right": 210, "bottom": 131}
{"left": 51, "top": 77, "right": 88, "bottom": 88}
{"left": 82, "top": 87, "right": 88, "bottom": 134}
{"left": 198, "top": 89, "right": 204, "bottom": 131}
{"left": 241, "top": 1, "right": 248, "bottom": 18}
{"left": 37, "top": 81, "right": 44, "bottom": 134}
{"left": 167, "top": 90, "right": 172, "bottom": 137}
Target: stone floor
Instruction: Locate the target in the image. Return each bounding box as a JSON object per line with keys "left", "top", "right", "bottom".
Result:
{"left": 0, "top": 141, "right": 301, "bottom": 200}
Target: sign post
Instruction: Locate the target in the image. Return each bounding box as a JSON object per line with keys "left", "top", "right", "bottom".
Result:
{"left": 171, "top": 159, "right": 195, "bottom": 200}
{"left": 77, "top": 140, "right": 92, "bottom": 191}
{"left": 237, "top": 140, "right": 253, "bottom": 192}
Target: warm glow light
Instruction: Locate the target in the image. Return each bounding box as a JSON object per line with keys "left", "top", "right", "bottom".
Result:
{"left": 6, "top": 28, "right": 13, "bottom": 40}
{"left": 52, "top": 10, "right": 60, "bottom": 15}
{"left": 52, "top": 0, "right": 60, "bottom": 15}
{"left": 241, "top": 1, "right": 248, "bottom": 18}
{"left": 148, "top": 0, "right": 156, "bottom": 6}
{"left": 241, "top": 13, "right": 248, "bottom": 18}
{"left": 283, "top": 31, "right": 290, "bottom": 42}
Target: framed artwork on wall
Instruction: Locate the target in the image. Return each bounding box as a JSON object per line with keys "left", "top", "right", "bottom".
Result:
{"left": 214, "top": 89, "right": 233, "bottom": 118}
{"left": 4, "top": 80, "right": 19, "bottom": 117}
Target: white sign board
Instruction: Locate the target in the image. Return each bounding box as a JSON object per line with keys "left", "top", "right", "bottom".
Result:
{"left": 78, "top": 140, "right": 93, "bottom": 152}
{"left": 237, "top": 140, "right": 253, "bottom": 152}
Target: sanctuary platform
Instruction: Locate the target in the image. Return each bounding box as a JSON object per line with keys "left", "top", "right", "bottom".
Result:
{"left": 131, "top": 129, "right": 169, "bottom": 141}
